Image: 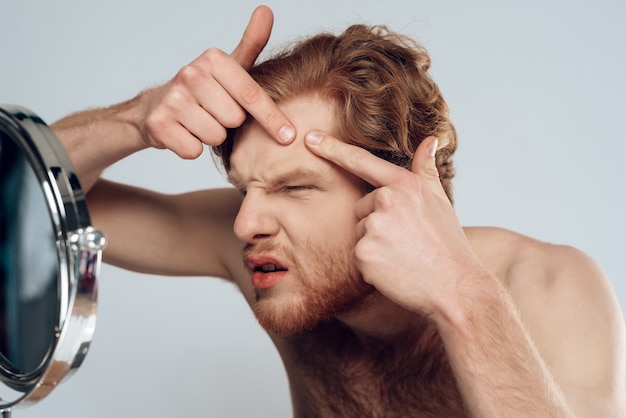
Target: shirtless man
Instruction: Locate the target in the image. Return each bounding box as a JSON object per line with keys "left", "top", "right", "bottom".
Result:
{"left": 53, "top": 6, "right": 626, "bottom": 417}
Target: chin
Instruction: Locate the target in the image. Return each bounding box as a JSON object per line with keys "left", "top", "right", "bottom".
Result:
{"left": 253, "top": 282, "right": 376, "bottom": 336}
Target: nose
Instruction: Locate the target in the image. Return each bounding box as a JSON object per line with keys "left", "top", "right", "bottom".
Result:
{"left": 233, "top": 193, "right": 279, "bottom": 244}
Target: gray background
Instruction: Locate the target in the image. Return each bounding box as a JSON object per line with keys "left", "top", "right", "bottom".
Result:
{"left": 2, "top": 0, "right": 625, "bottom": 416}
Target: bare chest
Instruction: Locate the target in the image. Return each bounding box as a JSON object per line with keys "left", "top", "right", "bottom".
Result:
{"left": 282, "top": 322, "right": 468, "bottom": 417}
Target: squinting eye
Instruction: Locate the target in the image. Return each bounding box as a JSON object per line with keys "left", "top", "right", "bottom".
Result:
{"left": 284, "top": 185, "right": 313, "bottom": 192}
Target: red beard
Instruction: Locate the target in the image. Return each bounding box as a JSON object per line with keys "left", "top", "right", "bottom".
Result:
{"left": 245, "top": 240, "right": 374, "bottom": 335}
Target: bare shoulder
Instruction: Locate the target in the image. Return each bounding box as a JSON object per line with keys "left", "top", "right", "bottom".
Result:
{"left": 465, "top": 226, "right": 626, "bottom": 415}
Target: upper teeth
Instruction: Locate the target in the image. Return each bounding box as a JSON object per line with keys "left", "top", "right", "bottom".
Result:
{"left": 261, "top": 264, "right": 278, "bottom": 272}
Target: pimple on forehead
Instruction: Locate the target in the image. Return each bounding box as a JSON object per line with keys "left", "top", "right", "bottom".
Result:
{"left": 228, "top": 96, "right": 338, "bottom": 186}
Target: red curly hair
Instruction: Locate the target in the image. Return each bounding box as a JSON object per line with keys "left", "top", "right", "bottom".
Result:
{"left": 213, "top": 24, "right": 457, "bottom": 202}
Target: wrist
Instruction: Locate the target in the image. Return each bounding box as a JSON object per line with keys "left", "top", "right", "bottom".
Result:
{"left": 51, "top": 92, "right": 152, "bottom": 191}
{"left": 429, "top": 268, "right": 504, "bottom": 339}
{"left": 106, "top": 88, "right": 153, "bottom": 151}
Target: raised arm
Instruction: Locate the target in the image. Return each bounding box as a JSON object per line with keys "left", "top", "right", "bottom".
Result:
{"left": 304, "top": 131, "right": 626, "bottom": 416}
{"left": 51, "top": 6, "right": 292, "bottom": 279}
{"left": 52, "top": 5, "right": 295, "bottom": 192}
{"left": 86, "top": 181, "right": 244, "bottom": 279}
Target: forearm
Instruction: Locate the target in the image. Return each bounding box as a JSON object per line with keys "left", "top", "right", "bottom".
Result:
{"left": 86, "top": 180, "right": 241, "bottom": 279}
{"left": 52, "top": 90, "right": 151, "bottom": 191}
{"left": 432, "top": 272, "right": 574, "bottom": 417}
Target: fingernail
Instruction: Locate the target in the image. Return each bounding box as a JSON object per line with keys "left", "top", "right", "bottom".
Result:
{"left": 278, "top": 125, "right": 295, "bottom": 143}
{"left": 427, "top": 139, "right": 439, "bottom": 158}
{"left": 305, "top": 131, "right": 324, "bottom": 145}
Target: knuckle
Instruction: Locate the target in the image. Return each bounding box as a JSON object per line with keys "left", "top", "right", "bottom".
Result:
{"left": 201, "top": 47, "right": 227, "bottom": 64}
{"left": 261, "top": 108, "right": 284, "bottom": 130}
{"left": 353, "top": 241, "right": 376, "bottom": 268}
{"left": 348, "top": 147, "right": 371, "bottom": 170}
{"left": 374, "top": 187, "right": 395, "bottom": 208}
{"left": 203, "top": 125, "right": 228, "bottom": 146}
{"left": 144, "top": 110, "right": 167, "bottom": 140}
{"left": 177, "top": 141, "right": 204, "bottom": 160}
{"left": 188, "top": 117, "right": 228, "bottom": 146}
{"left": 423, "top": 165, "right": 439, "bottom": 179}
{"left": 353, "top": 242, "right": 366, "bottom": 264}
{"left": 177, "top": 64, "right": 202, "bottom": 85}
{"left": 364, "top": 212, "right": 384, "bottom": 234}
{"left": 145, "top": 94, "right": 180, "bottom": 131}
{"left": 158, "top": 85, "right": 186, "bottom": 114}
{"left": 239, "top": 81, "right": 263, "bottom": 105}
{"left": 224, "top": 108, "right": 247, "bottom": 128}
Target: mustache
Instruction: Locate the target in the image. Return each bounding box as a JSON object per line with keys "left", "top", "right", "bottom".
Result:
{"left": 242, "top": 241, "right": 298, "bottom": 268}
{"left": 243, "top": 241, "right": 280, "bottom": 257}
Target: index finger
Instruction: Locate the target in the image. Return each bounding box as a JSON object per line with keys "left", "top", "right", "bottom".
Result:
{"left": 223, "top": 6, "right": 295, "bottom": 144}
{"left": 231, "top": 5, "right": 274, "bottom": 70}
{"left": 304, "top": 131, "right": 401, "bottom": 187}
{"left": 213, "top": 59, "right": 295, "bottom": 144}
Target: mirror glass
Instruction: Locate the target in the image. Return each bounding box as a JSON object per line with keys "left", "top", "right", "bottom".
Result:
{"left": 0, "top": 106, "right": 104, "bottom": 415}
{"left": 0, "top": 130, "right": 58, "bottom": 378}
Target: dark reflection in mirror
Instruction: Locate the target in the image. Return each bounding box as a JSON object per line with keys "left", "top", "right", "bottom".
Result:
{"left": 0, "top": 131, "right": 58, "bottom": 376}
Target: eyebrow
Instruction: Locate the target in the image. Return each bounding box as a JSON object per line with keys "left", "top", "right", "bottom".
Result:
{"left": 227, "top": 168, "right": 324, "bottom": 191}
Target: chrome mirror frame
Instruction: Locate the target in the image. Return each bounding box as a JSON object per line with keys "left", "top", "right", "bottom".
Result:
{"left": 0, "top": 105, "right": 105, "bottom": 416}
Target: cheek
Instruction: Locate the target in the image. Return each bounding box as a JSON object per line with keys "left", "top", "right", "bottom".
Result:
{"left": 291, "top": 197, "right": 359, "bottom": 245}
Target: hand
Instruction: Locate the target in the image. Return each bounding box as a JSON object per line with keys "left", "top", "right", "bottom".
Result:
{"left": 304, "top": 132, "right": 485, "bottom": 317}
{"left": 142, "top": 5, "right": 295, "bottom": 159}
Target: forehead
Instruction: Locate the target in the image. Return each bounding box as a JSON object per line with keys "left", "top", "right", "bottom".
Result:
{"left": 230, "top": 96, "right": 338, "bottom": 183}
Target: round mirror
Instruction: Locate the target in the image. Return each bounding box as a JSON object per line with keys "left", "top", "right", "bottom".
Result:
{"left": 0, "top": 105, "right": 105, "bottom": 416}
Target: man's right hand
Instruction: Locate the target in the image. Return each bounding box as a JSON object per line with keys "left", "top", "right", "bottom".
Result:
{"left": 142, "top": 5, "right": 295, "bottom": 159}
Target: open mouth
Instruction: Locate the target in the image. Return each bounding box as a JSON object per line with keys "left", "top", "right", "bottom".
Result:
{"left": 247, "top": 258, "right": 289, "bottom": 289}
{"left": 244, "top": 252, "right": 290, "bottom": 288}
{"left": 255, "top": 264, "right": 287, "bottom": 273}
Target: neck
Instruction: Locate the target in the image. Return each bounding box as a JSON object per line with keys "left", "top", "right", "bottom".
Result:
{"left": 335, "top": 291, "right": 429, "bottom": 342}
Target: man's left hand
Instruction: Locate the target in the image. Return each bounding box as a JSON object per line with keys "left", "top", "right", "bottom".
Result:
{"left": 304, "top": 131, "right": 485, "bottom": 318}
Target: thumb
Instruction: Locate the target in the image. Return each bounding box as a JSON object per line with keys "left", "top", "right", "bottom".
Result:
{"left": 411, "top": 136, "right": 438, "bottom": 175}
{"left": 231, "top": 6, "right": 274, "bottom": 70}
{"left": 411, "top": 136, "right": 447, "bottom": 198}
